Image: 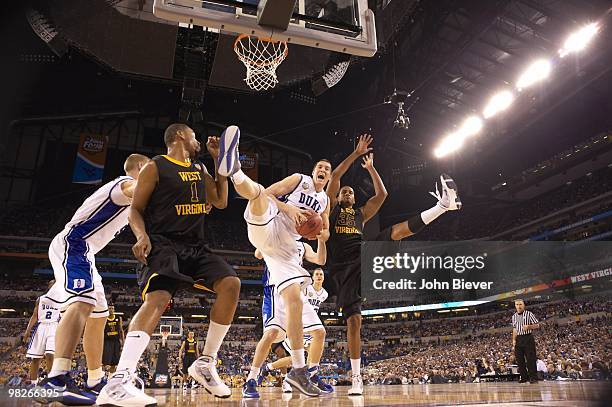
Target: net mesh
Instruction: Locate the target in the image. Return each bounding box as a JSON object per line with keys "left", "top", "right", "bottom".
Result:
{"left": 234, "top": 34, "right": 288, "bottom": 91}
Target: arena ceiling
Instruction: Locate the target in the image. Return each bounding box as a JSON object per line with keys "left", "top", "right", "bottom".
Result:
{"left": 2, "top": 0, "right": 611, "bottom": 189}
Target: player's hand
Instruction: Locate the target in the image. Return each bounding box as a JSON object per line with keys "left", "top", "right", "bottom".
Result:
{"left": 284, "top": 205, "right": 309, "bottom": 227}
{"left": 133, "top": 234, "right": 152, "bottom": 265}
{"left": 315, "top": 228, "right": 330, "bottom": 242}
{"left": 361, "top": 153, "right": 374, "bottom": 170}
{"left": 354, "top": 134, "right": 373, "bottom": 156}
{"left": 254, "top": 249, "right": 263, "bottom": 260}
{"left": 206, "top": 136, "right": 221, "bottom": 159}
{"left": 21, "top": 333, "right": 29, "bottom": 345}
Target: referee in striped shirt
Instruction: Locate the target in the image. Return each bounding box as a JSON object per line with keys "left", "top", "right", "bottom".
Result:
{"left": 512, "top": 299, "right": 540, "bottom": 383}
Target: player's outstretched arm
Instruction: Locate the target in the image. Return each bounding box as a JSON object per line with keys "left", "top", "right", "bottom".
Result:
{"left": 265, "top": 174, "right": 309, "bottom": 226}
{"left": 23, "top": 298, "right": 40, "bottom": 344}
{"left": 360, "top": 153, "right": 388, "bottom": 224}
{"left": 129, "top": 161, "right": 158, "bottom": 264}
{"left": 327, "top": 134, "right": 373, "bottom": 208}
{"left": 264, "top": 173, "right": 301, "bottom": 197}
{"left": 303, "top": 238, "right": 327, "bottom": 266}
{"left": 203, "top": 136, "right": 229, "bottom": 209}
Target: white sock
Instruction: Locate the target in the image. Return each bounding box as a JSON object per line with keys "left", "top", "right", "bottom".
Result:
{"left": 308, "top": 363, "right": 319, "bottom": 377}
{"left": 231, "top": 170, "right": 247, "bottom": 185}
{"left": 290, "top": 349, "right": 305, "bottom": 369}
{"left": 350, "top": 358, "right": 361, "bottom": 376}
{"left": 266, "top": 362, "right": 274, "bottom": 371}
{"left": 87, "top": 367, "right": 104, "bottom": 387}
{"left": 48, "top": 358, "right": 71, "bottom": 378}
{"left": 420, "top": 204, "right": 446, "bottom": 225}
{"left": 247, "top": 366, "right": 260, "bottom": 381}
{"left": 202, "top": 321, "right": 230, "bottom": 359}
{"left": 115, "top": 331, "right": 150, "bottom": 374}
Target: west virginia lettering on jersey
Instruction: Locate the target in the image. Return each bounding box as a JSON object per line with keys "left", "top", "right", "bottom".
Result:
{"left": 335, "top": 225, "right": 361, "bottom": 234}
{"left": 178, "top": 171, "right": 202, "bottom": 182}
{"left": 175, "top": 203, "right": 208, "bottom": 215}
{"left": 298, "top": 192, "right": 322, "bottom": 212}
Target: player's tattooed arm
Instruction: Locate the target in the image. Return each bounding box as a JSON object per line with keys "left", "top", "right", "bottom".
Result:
{"left": 203, "top": 136, "right": 228, "bottom": 209}
{"left": 327, "top": 134, "right": 373, "bottom": 208}
{"left": 129, "top": 161, "right": 159, "bottom": 264}
{"left": 23, "top": 298, "right": 40, "bottom": 344}
{"left": 360, "top": 153, "right": 388, "bottom": 224}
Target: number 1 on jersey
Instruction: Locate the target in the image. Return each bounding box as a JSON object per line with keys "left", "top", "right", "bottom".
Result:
{"left": 190, "top": 182, "right": 199, "bottom": 202}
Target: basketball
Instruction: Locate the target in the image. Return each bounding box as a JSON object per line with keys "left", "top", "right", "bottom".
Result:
{"left": 296, "top": 211, "right": 323, "bottom": 239}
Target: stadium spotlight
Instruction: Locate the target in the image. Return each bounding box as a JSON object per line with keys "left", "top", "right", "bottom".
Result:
{"left": 434, "top": 132, "right": 464, "bottom": 158}
{"left": 559, "top": 23, "right": 600, "bottom": 57}
{"left": 457, "top": 116, "right": 483, "bottom": 138}
{"left": 516, "top": 59, "right": 552, "bottom": 90}
{"left": 483, "top": 90, "right": 514, "bottom": 119}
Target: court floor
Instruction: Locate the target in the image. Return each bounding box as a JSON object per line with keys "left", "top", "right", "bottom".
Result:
{"left": 146, "top": 382, "right": 608, "bottom": 406}
{"left": 1, "top": 382, "right": 607, "bottom": 406}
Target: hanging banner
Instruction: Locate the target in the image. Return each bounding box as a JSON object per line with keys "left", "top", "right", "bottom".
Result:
{"left": 72, "top": 134, "right": 108, "bottom": 184}
{"left": 241, "top": 151, "right": 258, "bottom": 182}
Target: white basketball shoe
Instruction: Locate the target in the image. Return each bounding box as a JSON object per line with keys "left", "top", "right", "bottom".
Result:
{"left": 217, "top": 125, "right": 241, "bottom": 178}
{"left": 348, "top": 374, "right": 363, "bottom": 396}
{"left": 188, "top": 355, "right": 231, "bottom": 398}
{"left": 96, "top": 370, "right": 157, "bottom": 407}
{"left": 430, "top": 173, "right": 462, "bottom": 211}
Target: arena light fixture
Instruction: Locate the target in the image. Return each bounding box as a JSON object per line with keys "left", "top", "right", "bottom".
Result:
{"left": 191, "top": 314, "right": 207, "bottom": 318}
{"left": 516, "top": 59, "right": 552, "bottom": 90}
{"left": 559, "top": 23, "right": 600, "bottom": 57}
{"left": 433, "top": 131, "right": 466, "bottom": 158}
{"left": 483, "top": 90, "right": 514, "bottom": 119}
{"left": 457, "top": 116, "right": 483, "bottom": 138}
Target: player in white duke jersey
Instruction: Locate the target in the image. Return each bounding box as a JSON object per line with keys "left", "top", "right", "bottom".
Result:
{"left": 217, "top": 125, "right": 329, "bottom": 397}
{"left": 24, "top": 279, "right": 60, "bottom": 385}
{"left": 243, "top": 241, "right": 331, "bottom": 398}
{"left": 304, "top": 268, "right": 328, "bottom": 313}
{"left": 263, "top": 267, "right": 331, "bottom": 393}
{"left": 35, "top": 154, "right": 149, "bottom": 406}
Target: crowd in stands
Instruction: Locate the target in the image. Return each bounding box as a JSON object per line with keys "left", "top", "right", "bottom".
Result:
{"left": 1, "top": 295, "right": 609, "bottom": 387}
{"left": 364, "top": 316, "right": 610, "bottom": 385}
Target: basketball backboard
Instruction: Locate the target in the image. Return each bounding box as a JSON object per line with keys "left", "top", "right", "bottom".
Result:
{"left": 153, "top": 0, "right": 377, "bottom": 57}
{"left": 154, "top": 316, "right": 183, "bottom": 337}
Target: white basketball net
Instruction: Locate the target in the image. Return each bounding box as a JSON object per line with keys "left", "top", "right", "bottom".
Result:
{"left": 234, "top": 34, "right": 288, "bottom": 91}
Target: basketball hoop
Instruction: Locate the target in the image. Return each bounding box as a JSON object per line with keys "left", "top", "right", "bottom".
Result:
{"left": 233, "top": 34, "right": 288, "bottom": 91}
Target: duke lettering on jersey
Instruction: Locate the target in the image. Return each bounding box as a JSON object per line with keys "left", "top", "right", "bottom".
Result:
{"left": 282, "top": 174, "right": 329, "bottom": 216}
{"left": 38, "top": 296, "right": 60, "bottom": 323}
{"left": 298, "top": 192, "right": 323, "bottom": 212}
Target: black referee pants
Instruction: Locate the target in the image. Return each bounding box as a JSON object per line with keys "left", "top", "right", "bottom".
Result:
{"left": 515, "top": 334, "right": 537, "bottom": 381}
